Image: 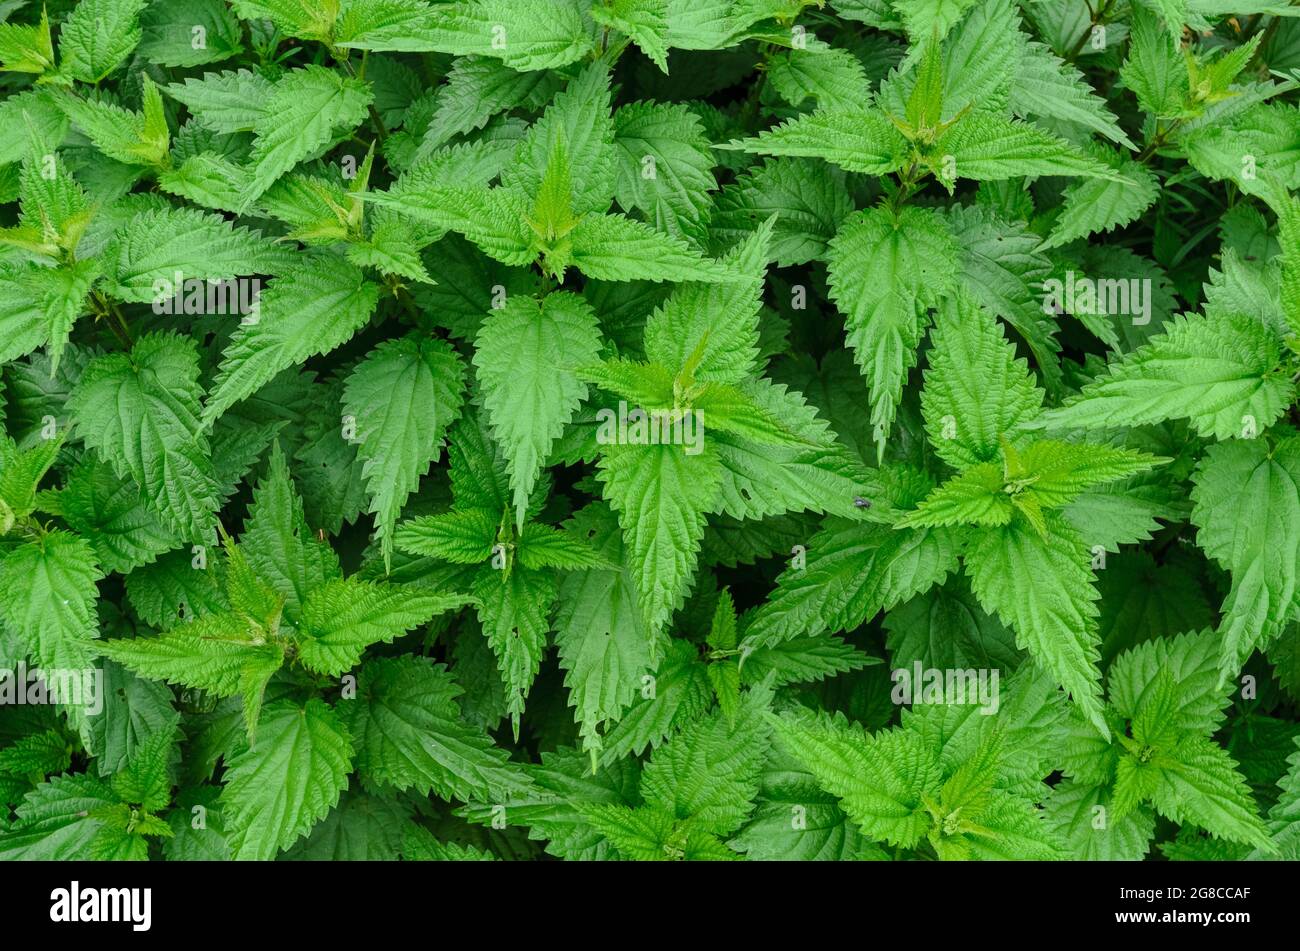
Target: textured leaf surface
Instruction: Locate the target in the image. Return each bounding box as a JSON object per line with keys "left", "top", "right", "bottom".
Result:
{"left": 344, "top": 334, "right": 466, "bottom": 566}
{"left": 220, "top": 699, "right": 354, "bottom": 860}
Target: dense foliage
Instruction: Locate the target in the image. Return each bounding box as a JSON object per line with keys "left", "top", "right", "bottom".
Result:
{"left": 1, "top": 0, "right": 1300, "bottom": 862}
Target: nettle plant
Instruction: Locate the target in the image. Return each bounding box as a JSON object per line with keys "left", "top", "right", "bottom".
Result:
{"left": 0, "top": 0, "right": 1298, "bottom": 864}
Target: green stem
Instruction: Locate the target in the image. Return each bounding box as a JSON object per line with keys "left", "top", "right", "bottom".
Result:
{"left": 1249, "top": 16, "right": 1281, "bottom": 72}
{"left": 1065, "top": 0, "right": 1115, "bottom": 63}
{"left": 6, "top": 514, "right": 49, "bottom": 543}
{"left": 91, "top": 291, "right": 132, "bottom": 348}
{"left": 108, "top": 300, "right": 132, "bottom": 346}
{"left": 1137, "top": 117, "right": 1185, "bottom": 164}
{"left": 335, "top": 52, "right": 389, "bottom": 147}
{"left": 388, "top": 280, "right": 427, "bottom": 329}
{"left": 889, "top": 163, "right": 922, "bottom": 215}
{"left": 740, "top": 44, "right": 774, "bottom": 130}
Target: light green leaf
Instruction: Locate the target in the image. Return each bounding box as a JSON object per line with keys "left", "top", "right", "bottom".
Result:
{"left": 827, "top": 205, "right": 960, "bottom": 456}
{"left": 343, "top": 334, "right": 467, "bottom": 567}
{"left": 475, "top": 292, "right": 602, "bottom": 526}
{"left": 68, "top": 333, "right": 220, "bottom": 543}
{"left": 966, "top": 512, "right": 1106, "bottom": 735}
{"left": 220, "top": 699, "right": 354, "bottom": 860}
{"left": 204, "top": 256, "right": 381, "bottom": 425}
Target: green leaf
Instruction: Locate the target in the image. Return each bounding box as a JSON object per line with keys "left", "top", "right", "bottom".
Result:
{"left": 827, "top": 205, "right": 961, "bottom": 456}
{"left": 394, "top": 510, "right": 498, "bottom": 565}
{"left": 370, "top": 183, "right": 534, "bottom": 265}
{"left": 220, "top": 699, "right": 354, "bottom": 860}
{"left": 769, "top": 45, "right": 873, "bottom": 112}
{"left": 692, "top": 382, "right": 805, "bottom": 447}
{"left": 281, "top": 791, "right": 407, "bottom": 860}
{"left": 731, "top": 742, "right": 882, "bottom": 860}
{"left": 1183, "top": 103, "right": 1300, "bottom": 202}
{"left": 710, "top": 378, "right": 886, "bottom": 521}
{"left": 1108, "top": 630, "right": 1228, "bottom": 736}
{"left": 711, "top": 158, "right": 854, "bottom": 267}
{"left": 475, "top": 292, "right": 601, "bottom": 526}
{"left": 1010, "top": 40, "right": 1134, "bottom": 149}
{"left": 0, "top": 531, "right": 103, "bottom": 678}
{"left": 1151, "top": 736, "right": 1272, "bottom": 851}
{"left": 921, "top": 290, "right": 1043, "bottom": 469}
{"left": 343, "top": 334, "right": 466, "bottom": 567}
{"left": 612, "top": 100, "right": 717, "bottom": 244}
{"left": 768, "top": 709, "right": 941, "bottom": 848}
{"left": 644, "top": 218, "right": 771, "bottom": 383}
{"left": 934, "top": 114, "right": 1123, "bottom": 183}
{"left": 165, "top": 69, "right": 274, "bottom": 134}
{"left": 1044, "top": 780, "right": 1154, "bottom": 861}
{"left": 516, "top": 522, "right": 609, "bottom": 570}
{"left": 296, "top": 579, "right": 471, "bottom": 676}
{"left": 0, "top": 774, "right": 117, "bottom": 859}
{"left": 0, "top": 730, "right": 71, "bottom": 779}
{"left": 1191, "top": 437, "right": 1300, "bottom": 681}
{"left": 402, "top": 823, "right": 498, "bottom": 860}
{"left": 86, "top": 661, "right": 177, "bottom": 777}
{"left": 246, "top": 65, "right": 373, "bottom": 202}
{"left": 229, "top": 0, "right": 339, "bottom": 42}
{"left": 58, "top": 88, "right": 169, "bottom": 168}
{"left": 204, "top": 256, "right": 381, "bottom": 425}
{"left": 47, "top": 455, "right": 172, "bottom": 574}
{"left": 337, "top": 0, "right": 596, "bottom": 72}
{"left": 1253, "top": 737, "right": 1300, "bottom": 859}
{"left": 58, "top": 0, "right": 148, "bottom": 83}
{"left": 965, "top": 512, "right": 1107, "bottom": 736}
{"left": 590, "top": 0, "right": 669, "bottom": 72}
{"left": 1015, "top": 440, "right": 1162, "bottom": 508}
{"left": 122, "top": 549, "right": 226, "bottom": 632}
{"left": 893, "top": 0, "right": 979, "bottom": 46}
{"left": 240, "top": 443, "right": 341, "bottom": 621}
{"left": 139, "top": 0, "right": 244, "bottom": 67}
{"left": 580, "top": 358, "right": 676, "bottom": 408}
{"left": 69, "top": 333, "right": 220, "bottom": 543}
{"left": 471, "top": 565, "right": 556, "bottom": 726}
{"left": 1120, "top": 7, "right": 1188, "bottom": 119}
{"left": 0, "top": 431, "right": 62, "bottom": 529}
{"left": 0, "top": 8, "right": 55, "bottom": 74}
{"left": 0, "top": 266, "right": 55, "bottom": 367}
{"left": 597, "top": 442, "right": 722, "bottom": 635}
{"left": 744, "top": 518, "right": 962, "bottom": 648}
{"left": 720, "top": 109, "right": 910, "bottom": 176}
{"left": 567, "top": 212, "right": 736, "bottom": 283}
{"left": 412, "top": 56, "right": 563, "bottom": 157}
{"left": 1041, "top": 147, "right": 1160, "bottom": 250}
{"left": 554, "top": 504, "right": 653, "bottom": 753}
{"left": 577, "top": 803, "right": 728, "bottom": 860}
{"left": 663, "top": 0, "right": 787, "bottom": 49}
{"left": 505, "top": 61, "right": 616, "bottom": 216}
{"left": 942, "top": 203, "right": 1061, "bottom": 392}
{"left": 884, "top": 575, "right": 1022, "bottom": 672}
{"left": 598, "top": 638, "right": 712, "bottom": 764}
{"left": 1035, "top": 313, "right": 1294, "bottom": 441}
{"left": 109, "top": 714, "right": 178, "bottom": 813}
{"left": 639, "top": 685, "right": 772, "bottom": 836}
{"left": 103, "top": 206, "right": 285, "bottom": 303}
{"left": 18, "top": 261, "right": 100, "bottom": 374}
{"left": 0, "top": 0, "right": 1286, "bottom": 869}
{"left": 95, "top": 614, "right": 285, "bottom": 725}
{"left": 900, "top": 463, "right": 1012, "bottom": 528}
